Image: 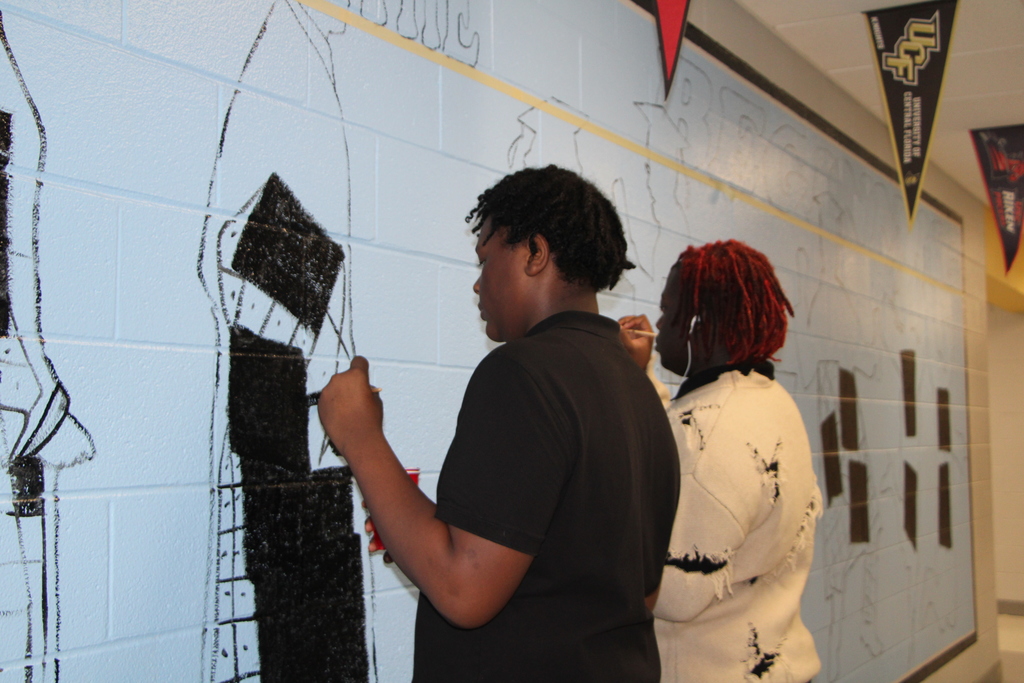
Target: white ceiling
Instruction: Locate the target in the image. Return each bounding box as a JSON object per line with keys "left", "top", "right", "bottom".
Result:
{"left": 732, "top": 0, "right": 1024, "bottom": 204}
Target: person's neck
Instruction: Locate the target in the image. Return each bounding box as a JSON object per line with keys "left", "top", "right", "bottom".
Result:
{"left": 523, "top": 286, "right": 599, "bottom": 332}
{"left": 686, "top": 347, "right": 731, "bottom": 376}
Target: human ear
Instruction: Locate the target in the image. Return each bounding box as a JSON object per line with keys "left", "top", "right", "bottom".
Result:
{"left": 524, "top": 233, "right": 551, "bottom": 276}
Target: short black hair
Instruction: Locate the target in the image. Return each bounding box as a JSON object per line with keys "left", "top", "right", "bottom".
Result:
{"left": 465, "top": 165, "right": 634, "bottom": 291}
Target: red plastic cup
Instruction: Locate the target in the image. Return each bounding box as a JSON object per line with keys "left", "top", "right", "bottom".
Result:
{"left": 370, "top": 468, "right": 420, "bottom": 552}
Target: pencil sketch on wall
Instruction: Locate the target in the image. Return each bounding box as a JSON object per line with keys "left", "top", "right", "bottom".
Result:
{"left": 351, "top": 0, "right": 480, "bottom": 66}
{"left": 196, "top": 3, "right": 367, "bottom": 681}
{"left": 0, "top": 12, "right": 97, "bottom": 683}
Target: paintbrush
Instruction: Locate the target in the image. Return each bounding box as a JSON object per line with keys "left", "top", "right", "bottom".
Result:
{"left": 307, "top": 386, "right": 382, "bottom": 407}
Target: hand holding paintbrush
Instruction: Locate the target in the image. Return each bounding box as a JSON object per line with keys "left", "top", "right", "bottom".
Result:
{"left": 618, "top": 314, "right": 655, "bottom": 369}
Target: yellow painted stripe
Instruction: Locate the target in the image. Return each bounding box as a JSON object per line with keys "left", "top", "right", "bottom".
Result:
{"left": 296, "top": 0, "right": 963, "bottom": 298}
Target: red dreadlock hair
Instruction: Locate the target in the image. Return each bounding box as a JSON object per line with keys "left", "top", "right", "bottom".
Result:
{"left": 671, "top": 240, "right": 794, "bottom": 365}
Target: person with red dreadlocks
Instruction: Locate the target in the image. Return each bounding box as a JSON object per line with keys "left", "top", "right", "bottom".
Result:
{"left": 620, "top": 240, "right": 822, "bottom": 683}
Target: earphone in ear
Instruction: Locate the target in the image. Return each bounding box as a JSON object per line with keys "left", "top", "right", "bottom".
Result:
{"left": 683, "top": 316, "right": 699, "bottom": 379}
{"left": 682, "top": 315, "right": 702, "bottom": 379}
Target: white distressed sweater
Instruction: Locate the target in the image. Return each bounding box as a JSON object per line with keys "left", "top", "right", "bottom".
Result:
{"left": 652, "top": 365, "right": 822, "bottom": 683}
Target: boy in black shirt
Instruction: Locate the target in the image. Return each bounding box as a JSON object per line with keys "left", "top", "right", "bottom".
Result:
{"left": 318, "top": 165, "right": 679, "bottom": 682}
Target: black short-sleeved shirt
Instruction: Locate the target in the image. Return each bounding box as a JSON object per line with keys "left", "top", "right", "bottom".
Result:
{"left": 413, "top": 311, "right": 680, "bottom": 683}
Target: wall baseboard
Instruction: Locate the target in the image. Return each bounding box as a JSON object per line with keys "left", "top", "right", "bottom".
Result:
{"left": 898, "top": 632, "right": 977, "bottom": 683}
{"left": 999, "top": 599, "right": 1024, "bottom": 616}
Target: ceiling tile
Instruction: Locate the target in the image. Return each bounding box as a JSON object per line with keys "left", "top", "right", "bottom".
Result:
{"left": 939, "top": 90, "right": 1024, "bottom": 130}
{"left": 950, "top": 0, "right": 1024, "bottom": 54}
{"left": 942, "top": 46, "right": 1024, "bottom": 99}
{"left": 776, "top": 14, "right": 876, "bottom": 71}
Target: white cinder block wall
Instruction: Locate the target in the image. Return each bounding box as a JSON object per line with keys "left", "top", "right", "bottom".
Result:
{"left": 0, "top": 0, "right": 998, "bottom": 681}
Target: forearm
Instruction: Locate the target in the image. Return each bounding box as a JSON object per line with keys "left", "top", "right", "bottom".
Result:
{"left": 318, "top": 358, "right": 530, "bottom": 628}
{"left": 343, "top": 431, "right": 444, "bottom": 577}
{"left": 348, "top": 433, "right": 525, "bottom": 628}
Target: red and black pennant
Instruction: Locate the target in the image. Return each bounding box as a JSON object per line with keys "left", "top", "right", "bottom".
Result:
{"left": 630, "top": 0, "right": 692, "bottom": 98}
{"left": 972, "top": 125, "right": 1024, "bottom": 273}
{"left": 653, "top": 0, "right": 692, "bottom": 97}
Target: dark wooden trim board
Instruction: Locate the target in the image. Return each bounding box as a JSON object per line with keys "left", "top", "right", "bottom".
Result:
{"left": 898, "top": 632, "right": 978, "bottom": 683}
{"left": 999, "top": 599, "right": 1024, "bottom": 616}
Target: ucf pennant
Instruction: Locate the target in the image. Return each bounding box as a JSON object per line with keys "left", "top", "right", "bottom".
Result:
{"left": 865, "top": 1, "right": 957, "bottom": 228}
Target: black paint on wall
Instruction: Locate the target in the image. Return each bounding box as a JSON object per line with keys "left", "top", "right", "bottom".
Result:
{"left": 228, "top": 328, "right": 308, "bottom": 473}
{"left": 197, "top": 7, "right": 366, "bottom": 676}
{"left": 904, "top": 462, "right": 917, "bottom": 549}
{"left": 839, "top": 368, "right": 858, "bottom": 451}
{"left": 0, "top": 107, "right": 27, "bottom": 517}
{"left": 939, "top": 462, "right": 952, "bottom": 548}
{"left": 901, "top": 350, "right": 916, "bottom": 437}
{"left": 9, "top": 454, "right": 44, "bottom": 517}
{"left": 0, "top": 108, "right": 10, "bottom": 336}
{"left": 228, "top": 326, "right": 368, "bottom": 682}
{"left": 937, "top": 388, "right": 951, "bottom": 452}
{"left": 232, "top": 173, "right": 344, "bottom": 337}
{"left": 820, "top": 412, "right": 843, "bottom": 505}
{"left": 849, "top": 460, "right": 869, "bottom": 543}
